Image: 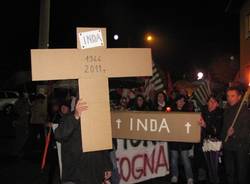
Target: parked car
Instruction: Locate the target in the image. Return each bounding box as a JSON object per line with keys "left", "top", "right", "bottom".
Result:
{"left": 0, "top": 91, "right": 19, "bottom": 115}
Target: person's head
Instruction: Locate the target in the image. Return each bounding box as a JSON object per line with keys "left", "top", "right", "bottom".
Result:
{"left": 175, "top": 95, "right": 186, "bottom": 110}
{"left": 157, "top": 92, "right": 166, "bottom": 104}
{"left": 207, "top": 95, "right": 219, "bottom": 111}
{"left": 226, "top": 86, "right": 243, "bottom": 106}
{"left": 60, "top": 105, "right": 70, "bottom": 114}
{"left": 60, "top": 101, "right": 70, "bottom": 114}
{"left": 128, "top": 89, "right": 136, "bottom": 99}
{"left": 120, "top": 96, "right": 129, "bottom": 107}
{"left": 136, "top": 95, "right": 145, "bottom": 108}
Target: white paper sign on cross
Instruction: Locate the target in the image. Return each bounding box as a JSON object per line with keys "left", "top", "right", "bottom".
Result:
{"left": 78, "top": 29, "right": 104, "bottom": 49}
{"left": 30, "top": 27, "right": 152, "bottom": 152}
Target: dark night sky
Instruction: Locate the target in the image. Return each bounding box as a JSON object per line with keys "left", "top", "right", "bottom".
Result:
{"left": 1, "top": 0, "right": 246, "bottom": 82}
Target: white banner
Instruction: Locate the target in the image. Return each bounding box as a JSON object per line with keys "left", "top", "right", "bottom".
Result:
{"left": 115, "top": 139, "right": 169, "bottom": 184}
{"left": 55, "top": 136, "right": 169, "bottom": 183}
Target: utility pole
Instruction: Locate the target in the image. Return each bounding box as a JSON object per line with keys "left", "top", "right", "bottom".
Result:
{"left": 38, "top": 0, "right": 50, "bottom": 49}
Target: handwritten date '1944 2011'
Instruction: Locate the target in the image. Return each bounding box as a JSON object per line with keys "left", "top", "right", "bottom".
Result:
{"left": 83, "top": 55, "right": 106, "bottom": 73}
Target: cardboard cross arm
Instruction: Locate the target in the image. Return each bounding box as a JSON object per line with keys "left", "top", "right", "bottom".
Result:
{"left": 31, "top": 48, "right": 152, "bottom": 81}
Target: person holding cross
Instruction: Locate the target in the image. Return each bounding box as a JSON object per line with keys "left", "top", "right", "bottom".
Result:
{"left": 54, "top": 99, "right": 112, "bottom": 184}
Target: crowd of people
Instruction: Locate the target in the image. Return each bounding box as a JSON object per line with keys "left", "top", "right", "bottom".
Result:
{"left": 8, "top": 84, "right": 250, "bottom": 184}
{"left": 111, "top": 85, "right": 250, "bottom": 184}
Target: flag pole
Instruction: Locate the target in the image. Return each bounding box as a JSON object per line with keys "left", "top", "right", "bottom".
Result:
{"left": 41, "top": 128, "right": 51, "bottom": 170}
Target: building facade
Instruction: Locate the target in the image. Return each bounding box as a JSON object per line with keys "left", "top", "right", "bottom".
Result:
{"left": 240, "top": 0, "right": 250, "bottom": 84}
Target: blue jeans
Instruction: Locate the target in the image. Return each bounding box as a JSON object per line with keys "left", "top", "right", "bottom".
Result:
{"left": 171, "top": 150, "right": 193, "bottom": 179}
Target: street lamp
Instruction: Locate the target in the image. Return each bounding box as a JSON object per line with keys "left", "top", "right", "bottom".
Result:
{"left": 147, "top": 35, "right": 153, "bottom": 41}
{"left": 229, "top": 56, "right": 235, "bottom": 61}
{"left": 145, "top": 34, "right": 154, "bottom": 43}
{"left": 197, "top": 72, "right": 204, "bottom": 80}
{"left": 114, "top": 34, "right": 119, "bottom": 40}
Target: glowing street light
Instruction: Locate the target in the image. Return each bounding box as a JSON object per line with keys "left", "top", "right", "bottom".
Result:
{"left": 147, "top": 35, "right": 153, "bottom": 41}
{"left": 145, "top": 33, "right": 154, "bottom": 43}
{"left": 229, "top": 56, "right": 235, "bottom": 61}
{"left": 197, "top": 72, "right": 204, "bottom": 80}
{"left": 114, "top": 34, "right": 119, "bottom": 40}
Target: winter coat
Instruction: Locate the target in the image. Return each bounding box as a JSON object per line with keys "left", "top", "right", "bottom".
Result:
{"left": 221, "top": 103, "right": 250, "bottom": 151}
{"left": 201, "top": 106, "right": 223, "bottom": 140}
{"left": 55, "top": 114, "right": 112, "bottom": 184}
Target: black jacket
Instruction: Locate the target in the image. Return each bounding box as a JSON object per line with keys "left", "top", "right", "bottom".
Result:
{"left": 55, "top": 114, "right": 112, "bottom": 184}
{"left": 221, "top": 103, "right": 250, "bottom": 151}
{"left": 201, "top": 106, "right": 223, "bottom": 140}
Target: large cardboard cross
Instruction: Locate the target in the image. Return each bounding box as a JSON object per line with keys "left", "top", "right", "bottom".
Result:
{"left": 31, "top": 27, "right": 152, "bottom": 152}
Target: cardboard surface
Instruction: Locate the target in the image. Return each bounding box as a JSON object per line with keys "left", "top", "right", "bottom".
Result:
{"left": 77, "top": 27, "right": 112, "bottom": 152}
{"left": 31, "top": 48, "right": 152, "bottom": 81}
{"left": 78, "top": 77, "right": 112, "bottom": 152}
{"left": 111, "top": 111, "right": 201, "bottom": 142}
